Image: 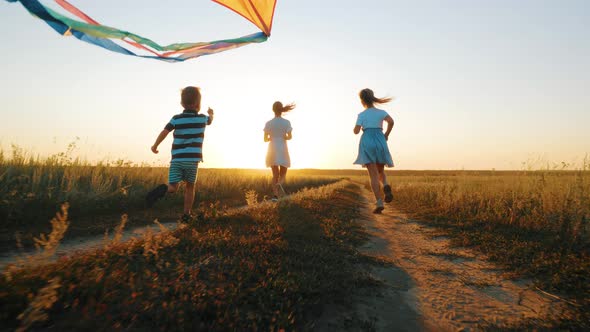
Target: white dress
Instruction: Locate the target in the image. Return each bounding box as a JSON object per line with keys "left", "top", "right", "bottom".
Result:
{"left": 264, "top": 117, "right": 292, "bottom": 167}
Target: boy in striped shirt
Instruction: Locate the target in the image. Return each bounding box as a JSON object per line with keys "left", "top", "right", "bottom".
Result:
{"left": 146, "top": 86, "right": 214, "bottom": 222}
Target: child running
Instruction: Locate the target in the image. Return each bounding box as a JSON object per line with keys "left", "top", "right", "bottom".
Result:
{"left": 145, "top": 86, "right": 214, "bottom": 222}
{"left": 264, "top": 101, "right": 295, "bottom": 201}
{"left": 353, "top": 88, "right": 394, "bottom": 214}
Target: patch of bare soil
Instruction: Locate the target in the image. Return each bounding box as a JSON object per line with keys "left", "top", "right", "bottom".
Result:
{"left": 317, "top": 184, "right": 569, "bottom": 331}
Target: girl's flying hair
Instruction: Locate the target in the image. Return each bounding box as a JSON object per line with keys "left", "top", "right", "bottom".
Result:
{"left": 359, "top": 88, "right": 392, "bottom": 107}
{"left": 272, "top": 101, "right": 296, "bottom": 115}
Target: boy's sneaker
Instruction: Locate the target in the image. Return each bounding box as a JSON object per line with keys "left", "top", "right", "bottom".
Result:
{"left": 146, "top": 184, "right": 167, "bottom": 207}
{"left": 383, "top": 185, "right": 393, "bottom": 203}
{"left": 181, "top": 213, "right": 192, "bottom": 223}
{"left": 373, "top": 199, "right": 385, "bottom": 214}
{"left": 271, "top": 196, "right": 279, "bottom": 202}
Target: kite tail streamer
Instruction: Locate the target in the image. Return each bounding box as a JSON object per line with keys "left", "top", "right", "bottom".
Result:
{"left": 6, "top": 0, "right": 268, "bottom": 62}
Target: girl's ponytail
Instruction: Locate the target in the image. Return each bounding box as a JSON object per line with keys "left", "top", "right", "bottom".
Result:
{"left": 273, "top": 101, "right": 296, "bottom": 115}
{"left": 359, "top": 88, "right": 392, "bottom": 107}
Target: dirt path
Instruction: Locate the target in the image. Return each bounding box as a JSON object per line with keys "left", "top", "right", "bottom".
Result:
{"left": 319, "top": 184, "right": 568, "bottom": 331}
{"left": 0, "top": 204, "right": 254, "bottom": 269}
{"left": 0, "top": 219, "right": 180, "bottom": 269}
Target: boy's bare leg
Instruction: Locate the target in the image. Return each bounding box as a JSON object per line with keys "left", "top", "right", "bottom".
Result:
{"left": 184, "top": 182, "right": 195, "bottom": 215}
{"left": 168, "top": 183, "right": 179, "bottom": 193}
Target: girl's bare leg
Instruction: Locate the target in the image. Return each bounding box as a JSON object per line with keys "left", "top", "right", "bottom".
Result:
{"left": 278, "top": 166, "right": 288, "bottom": 195}
{"left": 378, "top": 163, "right": 393, "bottom": 203}
{"left": 366, "top": 164, "right": 383, "bottom": 201}
{"left": 377, "top": 164, "right": 387, "bottom": 186}
{"left": 271, "top": 166, "right": 280, "bottom": 197}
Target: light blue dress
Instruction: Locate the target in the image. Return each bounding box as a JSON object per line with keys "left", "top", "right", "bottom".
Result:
{"left": 354, "top": 108, "right": 394, "bottom": 167}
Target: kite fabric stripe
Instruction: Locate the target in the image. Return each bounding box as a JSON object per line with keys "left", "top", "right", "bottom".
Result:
{"left": 212, "top": 0, "right": 277, "bottom": 36}
{"left": 54, "top": 0, "right": 162, "bottom": 57}
{"left": 7, "top": 0, "right": 269, "bottom": 62}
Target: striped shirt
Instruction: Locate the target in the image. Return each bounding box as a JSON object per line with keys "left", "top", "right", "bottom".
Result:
{"left": 164, "top": 110, "right": 209, "bottom": 162}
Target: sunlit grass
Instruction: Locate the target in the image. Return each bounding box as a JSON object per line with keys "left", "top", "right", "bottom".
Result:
{"left": 0, "top": 181, "right": 379, "bottom": 331}
{"left": 0, "top": 147, "right": 340, "bottom": 248}
{"left": 388, "top": 170, "right": 589, "bottom": 244}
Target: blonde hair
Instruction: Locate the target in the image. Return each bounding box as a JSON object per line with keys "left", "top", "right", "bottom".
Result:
{"left": 181, "top": 86, "right": 201, "bottom": 110}
{"left": 272, "top": 101, "right": 296, "bottom": 115}
{"left": 359, "top": 88, "right": 392, "bottom": 107}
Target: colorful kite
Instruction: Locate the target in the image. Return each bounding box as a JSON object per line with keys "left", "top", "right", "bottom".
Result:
{"left": 5, "top": 0, "right": 277, "bottom": 62}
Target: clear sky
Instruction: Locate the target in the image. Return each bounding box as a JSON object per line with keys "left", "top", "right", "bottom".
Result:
{"left": 1, "top": 0, "right": 589, "bottom": 169}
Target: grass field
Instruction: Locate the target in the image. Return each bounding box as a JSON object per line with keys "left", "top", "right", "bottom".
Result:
{"left": 0, "top": 181, "right": 387, "bottom": 331}
{"left": 1, "top": 148, "right": 589, "bottom": 329}
{"left": 0, "top": 151, "right": 340, "bottom": 249}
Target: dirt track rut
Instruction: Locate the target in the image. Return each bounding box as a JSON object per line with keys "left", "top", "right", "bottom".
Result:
{"left": 318, "top": 183, "right": 568, "bottom": 331}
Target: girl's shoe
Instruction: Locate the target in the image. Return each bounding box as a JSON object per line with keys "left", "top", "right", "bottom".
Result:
{"left": 373, "top": 199, "right": 384, "bottom": 214}
{"left": 146, "top": 184, "right": 168, "bottom": 207}
{"left": 383, "top": 185, "right": 393, "bottom": 203}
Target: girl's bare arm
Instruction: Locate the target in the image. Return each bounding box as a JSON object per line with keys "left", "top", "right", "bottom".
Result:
{"left": 353, "top": 125, "right": 361, "bottom": 134}
{"left": 384, "top": 115, "right": 394, "bottom": 140}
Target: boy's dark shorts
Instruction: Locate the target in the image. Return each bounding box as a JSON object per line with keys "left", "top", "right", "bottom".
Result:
{"left": 169, "top": 161, "right": 198, "bottom": 184}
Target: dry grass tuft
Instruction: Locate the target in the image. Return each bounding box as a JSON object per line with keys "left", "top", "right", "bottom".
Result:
{"left": 16, "top": 276, "right": 61, "bottom": 332}
{"left": 33, "top": 202, "right": 69, "bottom": 259}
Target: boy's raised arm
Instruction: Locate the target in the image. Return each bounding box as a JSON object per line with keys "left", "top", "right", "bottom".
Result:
{"left": 151, "top": 129, "right": 170, "bottom": 154}
{"left": 207, "top": 108, "right": 214, "bottom": 125}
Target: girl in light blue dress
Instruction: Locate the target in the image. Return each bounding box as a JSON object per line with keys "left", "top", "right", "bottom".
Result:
{"left": 353, "top": 88, "right": 394, "bottom": 213}
{"left": 264, "top": 101, "right": 295, "bottom": 201}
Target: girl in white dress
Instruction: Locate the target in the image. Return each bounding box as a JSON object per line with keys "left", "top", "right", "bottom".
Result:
{"left": 264, "top": 101, "right": 295, "bottom": 200}
{"left": 353, "top": 88, "right": 395, "bottom": 213}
